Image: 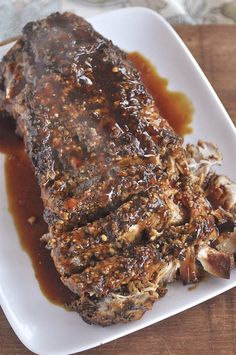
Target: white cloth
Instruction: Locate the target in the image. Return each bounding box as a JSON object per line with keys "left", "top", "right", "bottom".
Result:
{"left": 62, "top": 0, "right": 236, "bottom": 24}
{"left": 1, "top": 0, "right": 236, "bottom": 41}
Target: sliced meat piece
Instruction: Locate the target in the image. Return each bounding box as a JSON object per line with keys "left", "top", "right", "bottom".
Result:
{"left": 197, "top": 245, "right": 232, "bottom": 279}
{"left": 43, "top": 162, "right": 162, "bottom": 230}
{"left": 207, "top": 175, "right": 236, "bottom": 213}
{"left": 46, "top": 185, "right": 176, "bottom": 275}
{"left": 216, "top": 230, "right": 236, "bottom": 256}
{"left": 70, "top": 259, "right": 179, "bottom": 325}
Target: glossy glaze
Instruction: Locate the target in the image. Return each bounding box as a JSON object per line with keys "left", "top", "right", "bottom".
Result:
{"left": 128, "top": 52, "right": 193, "bottom": 136}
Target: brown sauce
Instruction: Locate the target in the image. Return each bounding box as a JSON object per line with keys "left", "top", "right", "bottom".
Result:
{"left": 0, "top": 115, "right": 75, "bottom": 306}
{"left": 188, "top": 284, "right": 198, "bottom": 291}
{"left": 128, "top": 52, "right": 193, "bottom": 136}
{"left": 0, "top": 52, "right": 194, "bottom": 306}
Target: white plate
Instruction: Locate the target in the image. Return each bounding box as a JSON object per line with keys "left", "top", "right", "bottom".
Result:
{"left": 0, "top": 7, "right": 236, "bottom": 355}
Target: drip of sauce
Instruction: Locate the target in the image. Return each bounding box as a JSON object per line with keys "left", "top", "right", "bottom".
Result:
{"left": 188, "top": 284, "right": 198, "bottom": 292}
{"left": 188, "top": 271, "right": 208, "bottom": 291}
{"left": 0, "top": 115, "right": 75, "bottom": 306}
{"left": 128, "top": 52, "right": 193, "bottom": 136}
{"left": 0, "top": 52, "right": 194, "bottom": 307}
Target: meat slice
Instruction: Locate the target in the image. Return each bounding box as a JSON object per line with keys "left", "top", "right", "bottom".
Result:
{"left": 1, "top": 12, "right": 236, "bottom": 326}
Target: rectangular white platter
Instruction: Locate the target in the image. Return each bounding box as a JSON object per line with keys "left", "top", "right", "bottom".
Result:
{"left": 0, "top": 7, "right": 236, "bottom": 355}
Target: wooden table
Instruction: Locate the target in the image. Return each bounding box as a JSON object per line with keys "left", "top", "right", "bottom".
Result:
{"left": 1, "top": 25, "right": 236, "bottom": 355}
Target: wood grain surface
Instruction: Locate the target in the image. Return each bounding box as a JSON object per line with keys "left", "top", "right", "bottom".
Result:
{"left": 1, "top": 25, "right": 236, "bottom": 355}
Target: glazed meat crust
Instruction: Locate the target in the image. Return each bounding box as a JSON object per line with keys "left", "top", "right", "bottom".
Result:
{"left": 0, "top": 12, "right": 236, "bottom": 326}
